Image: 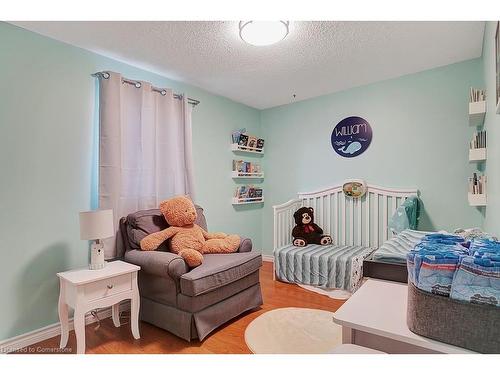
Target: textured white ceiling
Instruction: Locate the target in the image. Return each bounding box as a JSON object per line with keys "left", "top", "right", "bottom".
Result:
{"left": 12, "top": 21, "right": 485, "bottom": 109}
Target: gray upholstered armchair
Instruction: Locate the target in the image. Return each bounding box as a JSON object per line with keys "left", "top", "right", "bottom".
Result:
{"left": 116, "top": 205, "right": 263, "bottom": 341}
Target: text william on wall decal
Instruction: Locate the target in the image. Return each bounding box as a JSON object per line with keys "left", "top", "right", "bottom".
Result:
{"left": 331, "top": 116, "right": 372, "bottom": 158}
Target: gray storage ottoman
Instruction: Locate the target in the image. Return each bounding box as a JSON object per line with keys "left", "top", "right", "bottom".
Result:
{"left": 407, "top": 282, "right": 500, "bottom": 353}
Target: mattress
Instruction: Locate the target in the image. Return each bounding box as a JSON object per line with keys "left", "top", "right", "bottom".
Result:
{"left": 274, "top": 244, "right": 376, "bottom": 292}
{"left": 371, "top": 229, "right": 429, "bottom": 264}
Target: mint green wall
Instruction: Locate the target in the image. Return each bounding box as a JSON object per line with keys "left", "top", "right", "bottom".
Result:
{"left": 260, "top": 59, "right": 485, "bottom": 252}
{"left": 482, "top": 22, "right": 500, "bottom": 233}
{"left": 0, "top": 21, "right": 489, "bottom": 342}
{"left": 0, "top": 22, "right": 262, "bottom": 341}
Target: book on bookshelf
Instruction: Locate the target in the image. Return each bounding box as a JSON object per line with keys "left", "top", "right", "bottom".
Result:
{"left": 247, "top": 136, "right": 257, "bottom": 149}
{"left": 470, "top": 130, "right": 487, "bottom": 149}
{"left": 238, "top": 134, "right": 249, "bottom": 147}
{"left": 256, "top": 138, "right": 265, "bottom": 150}
{"left": 468, "top": 173, "right": 486, "bottom": 195}
{"left": 469, "top": 88, "right": 486, "bottom": 103}
{"left": 232, "top": 160, "right": 262, "bottom": 174}
{"left": 234, "top": 185, "right": 263, "bottom": 202}
{"left": 231, "top": 128, "right": 246, "bottom": 144}
{"left": 254, "top": 188, "right": 263, "bottom": 198}
{"left": 231, "top": 129, "right": 264, "bottom": 151}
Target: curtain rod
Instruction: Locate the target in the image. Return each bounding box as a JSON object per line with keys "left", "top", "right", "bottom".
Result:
{"left": 92, "top": 71, "right": 200, "bottom": 106}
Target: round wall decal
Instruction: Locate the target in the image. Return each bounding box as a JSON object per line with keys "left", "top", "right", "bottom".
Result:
{"left": 331, "top": 116, "right": 372, "bottom": 158}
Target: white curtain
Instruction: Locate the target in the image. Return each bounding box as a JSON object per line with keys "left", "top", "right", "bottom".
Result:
{"left": 98, "top": 71, "right": 195, "bottom": 258}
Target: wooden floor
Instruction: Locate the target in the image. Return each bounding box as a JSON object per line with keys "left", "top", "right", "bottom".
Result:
{"left": 17, "top": 262, "right": 345, "bottom": 354}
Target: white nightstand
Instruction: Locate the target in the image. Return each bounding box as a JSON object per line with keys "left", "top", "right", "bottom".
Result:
{"left": 57, "top": 260, "right": 141, "bottom": 354}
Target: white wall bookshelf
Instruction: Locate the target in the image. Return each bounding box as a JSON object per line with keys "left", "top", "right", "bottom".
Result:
{"left": 232, "top": 197, "right": 264, "bottom": 205}
{"left": 231, "top": 143, "right": 264, "bottom": 155}
{"left": 231, "top": 171, "right": 264, "bottom": 179}
{"left": 468, "top": 193, "right": 487, "bottom": 207}
{"left": 467, "top": 89, "right": 487, "bottom": 207}
{"left": 468, "top": 148, "right": 487, "bottom": 162}
{"left": 231, "top": 132, "right": 265, "bottom": 207}
{"left": 468, "top": 101, "right": 486, "bottom": 127}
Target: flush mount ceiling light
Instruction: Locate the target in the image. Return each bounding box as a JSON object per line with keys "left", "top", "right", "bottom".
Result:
{"left": 239, "top": 21, "right": 290, "bottom": 46}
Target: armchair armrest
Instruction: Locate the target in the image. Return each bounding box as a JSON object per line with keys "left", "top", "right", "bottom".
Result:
{"left": 124, "top": 249, "right": 188, "bottom": 280}
{"left": 238, "top": 237, "right": 253, "bottom": 253}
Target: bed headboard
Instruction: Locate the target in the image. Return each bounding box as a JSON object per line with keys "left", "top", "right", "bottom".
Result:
{"left": 273, "top": 182, "right": 418, "bottom": 250}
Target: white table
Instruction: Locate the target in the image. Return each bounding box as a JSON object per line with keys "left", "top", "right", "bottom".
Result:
{"left": 57, "top": 260, "right": 141, "bottom": 354}
{"left": 333, "top": 279, "right": 476, "bottom": 354}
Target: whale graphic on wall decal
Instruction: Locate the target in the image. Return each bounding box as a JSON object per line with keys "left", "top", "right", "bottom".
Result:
{"left": 331, "top": 116, "right": 372, "bottom": 158}
{"left": 338, "top": 141, "right": 362, "bottom": 155}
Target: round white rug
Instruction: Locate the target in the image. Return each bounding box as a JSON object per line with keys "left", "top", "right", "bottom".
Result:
{"left": 244, "top": 307, "right": 342, "bottom": 354}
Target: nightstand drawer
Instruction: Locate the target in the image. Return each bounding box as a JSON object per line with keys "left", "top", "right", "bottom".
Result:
{"left": 84, "top": 274, "right": 132, "bottom": 301}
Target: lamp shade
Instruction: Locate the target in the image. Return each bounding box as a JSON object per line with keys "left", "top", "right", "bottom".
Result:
{"left": 79, "top": 209, "right": 114, "bottom": 240}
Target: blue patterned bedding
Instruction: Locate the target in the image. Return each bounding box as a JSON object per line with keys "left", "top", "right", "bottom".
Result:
{"left": 274, "top": 244, "right": 376, "bottom": 292}
{"left": 372, "top": 229, "right": 430, "bottom": 264}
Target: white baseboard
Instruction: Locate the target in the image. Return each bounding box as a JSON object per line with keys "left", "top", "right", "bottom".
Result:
{"left": 0, "top": 301, "right": 130, "bottom": 354}
{"left": 262, "top": 254, "right": 274, "bottom": 263}
{"left": 2, "top": 255, "right": 275, "bottom": 353}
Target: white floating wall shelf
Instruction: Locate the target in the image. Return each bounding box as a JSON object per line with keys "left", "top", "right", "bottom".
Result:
{"left": 468, "top": 148, "right": 487, "bottom": 162}
{"left": 232, "top": 197, "right": 264, "bottom": 205}
{"left": 231, "top": 171, "right": 264, "bottom": 179}
{"left": 469, "top": 101, "right": 487, "bottom": 127}
{"left": 468, "top": 193, "right": 486, "bottom": 207}
{"left": 231, "top": 143, "right": 264, "bottom": 155}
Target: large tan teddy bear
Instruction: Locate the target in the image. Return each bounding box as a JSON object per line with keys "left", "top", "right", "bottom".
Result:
{"left": 140, "top": 195, "right": 241, "bottom": 267}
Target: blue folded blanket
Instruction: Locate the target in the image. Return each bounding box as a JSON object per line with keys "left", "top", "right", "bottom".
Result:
{"left": 407, "top": 235, "right": 467, "bottom": 296}
{"left": 450, "top": 256, "right": 500, "bottom": 307}
{"left": 469, "top": 239, "right": 500, "bottom": 256}
{"left": 408, "top": 236, "right": 500, "bottom": 306}
{"left": 416, "top": 252, "right": 464, "bottom": 296}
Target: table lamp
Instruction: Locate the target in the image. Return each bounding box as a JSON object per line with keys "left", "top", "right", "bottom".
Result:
{"left": 79, "top": 209, "right": 114, "bottom": 270}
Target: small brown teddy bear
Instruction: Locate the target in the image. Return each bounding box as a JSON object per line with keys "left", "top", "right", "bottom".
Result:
{"left": 292, "top": 207, "right": 332, "bottom": 247}
{"left": 140, "top": 195, "right": 241, "bottom": 267}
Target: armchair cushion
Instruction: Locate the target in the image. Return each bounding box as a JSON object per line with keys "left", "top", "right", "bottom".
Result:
{"left": 125, "top": 249, "right": 188, "bottom": 280}
{"left": 180, "top": 252, "right": 262, "bottom": 297}
{"left": 177, "top": 271, "right": 260, "bottom": 312}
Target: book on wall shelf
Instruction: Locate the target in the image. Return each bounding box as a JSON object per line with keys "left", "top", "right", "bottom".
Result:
{"left": 468, "top": 130, "right": 487, "bottom": 162}
{"left": 467, "top": 173, "right": 487, "bottom": 206}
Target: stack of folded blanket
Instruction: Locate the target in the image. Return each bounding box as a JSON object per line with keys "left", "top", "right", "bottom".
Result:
{"left": 407, "top": 234, "right": 500, "bottom": 307}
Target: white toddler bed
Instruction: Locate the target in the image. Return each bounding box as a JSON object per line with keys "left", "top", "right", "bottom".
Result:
{"left": 273, "top": 182, "right": 418, "bottom": 292}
